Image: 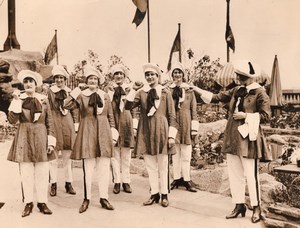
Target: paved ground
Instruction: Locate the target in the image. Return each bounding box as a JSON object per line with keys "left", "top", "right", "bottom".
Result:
{"left": 0, "top": 139, "right": 264, "bottom": 228}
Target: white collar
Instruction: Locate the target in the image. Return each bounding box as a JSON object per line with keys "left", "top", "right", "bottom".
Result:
{"left": 246, "top": 82, "right": 261, "bottom": 92}
{"left": 142, "top": 84, "right": 164, "bottom": 93}
{"left": 20, "top": 92, "right": 46, "bottom": 102}
{"left": 50, "top": 85, "right": 71, "bottom": 93}
{"left": 81, "top": 88, "right": 106, "bottom": 97}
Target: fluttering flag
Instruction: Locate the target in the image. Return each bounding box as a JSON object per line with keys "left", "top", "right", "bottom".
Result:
{"left": 225, "top": 0, "right": 235, "bottom": 53}
{"left": 225, "top": 25, "right": 235, "bottom": 52}
{"left": 132, "top": 0, "right": 148, "bottom": 27}
{"left": 167, "top": 29, "right": 181, "bottom": 71}
{"left": 44, "top": 33, "right": 57, "bottom": 65}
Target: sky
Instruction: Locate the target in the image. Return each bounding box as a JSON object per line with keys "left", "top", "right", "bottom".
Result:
{"left": 0, "top": 0, "right": 300, "bottom": 89}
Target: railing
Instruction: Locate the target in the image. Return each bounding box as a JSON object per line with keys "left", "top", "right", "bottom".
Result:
{"left": 282, "top": 90, "right": 300, "bottom": 105}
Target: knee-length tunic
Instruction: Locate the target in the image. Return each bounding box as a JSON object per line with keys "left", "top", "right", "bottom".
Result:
{"left": 210, "top": 84, "right": 271, "bottom": 160}
{"left": 125, "top": 85, "right": 178, "bottom": 155}
{"left": 64, "top": 88, "right": 116, "bottom": 159}
{"left": 7, "top": 93, "right": 56, "bottom": 163}
{"left": 47, "top": 85, "right": 78, "bottom": 151}
{"left": 170, "top": 85, "right": 198, "bottom": 145}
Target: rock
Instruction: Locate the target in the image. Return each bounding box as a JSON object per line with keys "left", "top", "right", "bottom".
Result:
{"left": 190, "top": 164, "right": 230, "bottom": 196}
{"left": 267, "top": 134, "right": 286, "bottom": 145}
{"left": 259, "top": 173, "right": 287, "bottom": 204}
{"left": 198, "top": 119, "right": 227, "bottom": 138}
{"left": 268, "top": 203, "right": 300, "bottom": 219}
{"left": 130, "top": 158, "right": 147, "bottom": 176}
{"left": 264, "top": 217, "right": 300, "bottom": 228}
{"left": 265, "top": 211, "right": 289, "bottom": 222}
{"left": 282, "top": 135, "right": 300, "bottom": 144}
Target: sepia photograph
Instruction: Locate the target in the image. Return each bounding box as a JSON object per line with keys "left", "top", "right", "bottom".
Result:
{"left": 0, "top": 0, "right": 300, "bottom": 227}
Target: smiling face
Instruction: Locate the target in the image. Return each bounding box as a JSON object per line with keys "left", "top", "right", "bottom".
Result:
{"left": 23, "top": 77, "right": 37, "bottom": 94}
{"left": 53, "top": 75, "right": 66, "bottom": 88}
{"left": 172, "top": 69, "right": 184, "bottom": 85}
{"left": 86, "top": 75, "right": 99, "bottom": 90}
{"left": 145, "top": 71, "right": 158, "bottom": 87}
{"left": 113, "top": 71, "right": 125, "bottom": 85}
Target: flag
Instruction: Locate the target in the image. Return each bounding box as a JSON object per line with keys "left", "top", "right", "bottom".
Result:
{"left": 167, "top": 30, "right": 181, "bottom": 71}
{"left": 44, "top": 33, "right": 57, "bottom": 65}
{"left": 132, "top": 0, "right": 147, "bottom": 27}
{"left": 225, "top": 25, "right": 235, "bottom": 52}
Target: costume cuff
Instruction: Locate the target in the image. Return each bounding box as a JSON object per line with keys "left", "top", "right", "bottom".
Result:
{"left": 133, "top": 118, "right": 138, "bottom": 129}
{"left": 126, "top": 89, "right": 136, "bottom": 102}
{"left": 201, "top": 90, "right": 213, "bottom": 104}
{"left": 168, "top": 126, "right": 178, "bottom": 139}
{"left": 70, "top": 87, "right": 81, "bottom": 100}
{"left": 191, "top": 120, "right": 199, "bottom": 135}
{"left": 8, "top": 99, "right": 22, "bottom": 113}
{"left": 111, "top": 127, "right": 119, "bottom": 143}
{"left": 48, "top": 135, "right": 57, "bottom": 147}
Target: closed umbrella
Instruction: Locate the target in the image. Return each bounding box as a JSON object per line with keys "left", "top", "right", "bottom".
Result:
{"left": 269, "top": 55, "right": 283, "bottom": 116}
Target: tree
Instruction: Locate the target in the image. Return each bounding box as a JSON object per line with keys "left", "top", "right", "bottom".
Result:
{"left": 71, "top": 50, "right": 103, "bottom": 83}
{"left": 187, "top": 54, "right": 222, "bottom": 92}
{"left": 183, "top": 52, "right": 222, "bottom": 102}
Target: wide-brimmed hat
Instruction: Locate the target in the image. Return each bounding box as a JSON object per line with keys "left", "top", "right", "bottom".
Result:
{"left": 110, "top": 64, "right": 129, "bottom": 77}
{"left": 17, "top": 70, "right": 43, "bottom": 86}
{"left": 232, "top": 60, "right": 261, "bottom": 78}
{"left": 0, "top": 59, "right": 13, "bottom": 83}
{"left": 83, "top": 65, "right": 105, "bottom": 85}
{"left": 52, "top": 65, "right": 69, "bottom": 79}
{"left": 142, "top": 63, "right": 162, "bottom": 76}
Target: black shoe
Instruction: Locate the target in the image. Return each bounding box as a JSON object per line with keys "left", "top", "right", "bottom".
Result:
{"left": 183, "top": 181, "right": 197, "bottom": 192}
{"left": 113, "top": 183, "right": 121, "bottom": 194}
{"left": 170, "top": 177, "right": 184, "bottom": 190}
{"left": 0, "top": 202, "right": 4, "bottom": 209}
{"left": 161, "top": 194, "right": 169, "bottom": 207}
{"left": 21, "top": 202, "right": 33, "bottom": 217}
{"left": 65, "top": 182, "right": 76, "bottom": 195}
{"left": 79, "top": 199, "right": 89, "bottom": 213}
{"left": 226, "top": 204, "right": 246, "bottom": 219}
{"left": 131, "top": 153, "right": 137, "bottom": 158}
{"left": 50, "top": 183, "right": 57, "bottom": 197}
{"left": 37, "top": 203, "right": 52, "bottom": 215}
{"left": 251, "top": 206, "right": 262, "bottom": 223}
{"left": 100, "top": 198, "right": 114, "bottom": 210}
{"left": 170, "top": 179, "right": 179, "bottom": 190}
{"left": 122, "top": 183, "right": 132, "bottom": 193}
{"left": 143, "top": 193, "right": 160, "bottom": 206}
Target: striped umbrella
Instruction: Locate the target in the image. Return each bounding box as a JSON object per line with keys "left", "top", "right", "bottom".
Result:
{"left": 215, "top": 62, "right": 271, "bottom": 88}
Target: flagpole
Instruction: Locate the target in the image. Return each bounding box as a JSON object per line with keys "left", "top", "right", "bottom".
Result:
{"left": 226, "top": 0, "right": 230, "bottom": 62}
{"left": 178, "top": 23, "right": 182, "bottom": 63}
{"left": 147, "top": 0, "right": 150, "bottom": 63}
{"left": 55, "top": 29, "right": 59, "bottom": 65}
